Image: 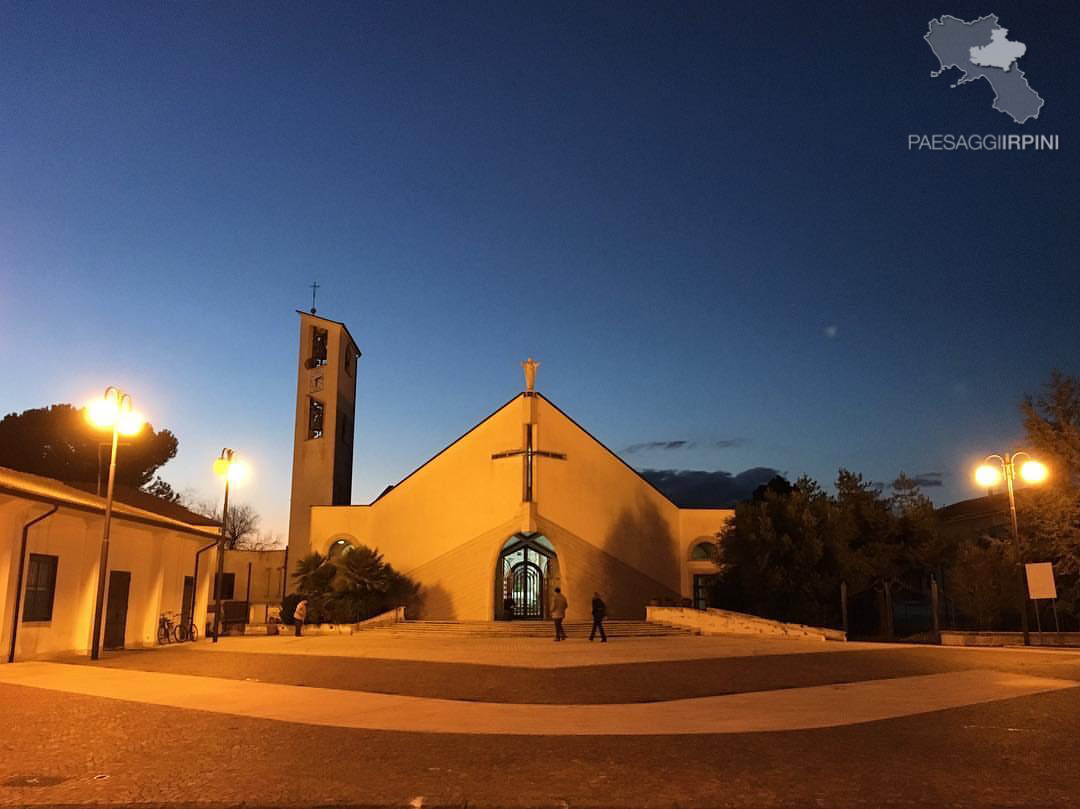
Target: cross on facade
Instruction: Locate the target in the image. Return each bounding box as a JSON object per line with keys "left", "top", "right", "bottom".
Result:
{"left": 492, "top": 423, "right": 566, "bottom": 502}
{"left": 309, "top": 281, "right": 320, "bottom": 314}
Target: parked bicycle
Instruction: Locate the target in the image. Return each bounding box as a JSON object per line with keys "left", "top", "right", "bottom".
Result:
{"left": 173, "top": 615, "right": 199, "bottom": 642}
{"left": 157, "top": 612, "right": 177, "bottom": 645}
{"left": 158, "top": 612, "right": 199, "bottom": 644}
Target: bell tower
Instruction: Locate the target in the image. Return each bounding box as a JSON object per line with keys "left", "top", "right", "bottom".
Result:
{"left": 286, "top": 310, "right": 360, "bottom": 586}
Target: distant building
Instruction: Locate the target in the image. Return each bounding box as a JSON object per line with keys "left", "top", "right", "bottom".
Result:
{"left": 215, "top": 548, "right": 286, "bottom": 630}
{"left": 937, "top": 491, "right": 1032, "bottom": 543}
{"left": 286, "top": 312, "right": 731, "bottom": 621}
{"left": 0, "top": 467, "right": 220, "bottom": 661}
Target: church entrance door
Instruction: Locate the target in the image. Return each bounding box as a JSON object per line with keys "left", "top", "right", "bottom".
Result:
{"left": 509, "top": 561, "right": 544, "bottom": 619}
{"left": 496, "top": 533, "right": 558, "bottom": 621}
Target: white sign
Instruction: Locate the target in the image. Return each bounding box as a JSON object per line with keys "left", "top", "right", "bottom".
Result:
{"left": 1025, "top": 562, "right": 1057, "bottom": 600}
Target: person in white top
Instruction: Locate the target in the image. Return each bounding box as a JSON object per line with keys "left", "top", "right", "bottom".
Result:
{"left": 550, "top": 587, "right": 568, "bottom": 641}
{"left": 293, "top": 599, "right": 308, "bottom": 637}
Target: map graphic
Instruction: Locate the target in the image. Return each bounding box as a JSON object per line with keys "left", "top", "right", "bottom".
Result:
{"left": 924, "top": 15, "right": 1044, "bottom": 124}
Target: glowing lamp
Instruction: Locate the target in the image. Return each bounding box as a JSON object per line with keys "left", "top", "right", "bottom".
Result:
{"left": 975, "top": 464, "right": 1002, "bottom": 488}
{"left": 214, "top": 456, "right": 249, "bottom": 483}
{"left": 86, "top": 397, "right": 120, "bottom": 429}
{"left": 1019, "top": 460, "right": 1048, "bottom": 484}
{"left": 86, "top": 395, "right": 143, "bottom": 435}
{"left": 117, "top": 410, "right": 144, "bottom": 436}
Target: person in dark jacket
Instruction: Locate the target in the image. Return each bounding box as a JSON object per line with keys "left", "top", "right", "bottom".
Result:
{"left": 589, "top": 592, "right": 607, "bottom": 642}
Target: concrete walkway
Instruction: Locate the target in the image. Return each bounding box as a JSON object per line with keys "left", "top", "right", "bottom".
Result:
{"left": 191, "top": 631, "right": 895, "bottom": 668}
{"left": 1, "top": 661, "right": 1074, "bottom": 735}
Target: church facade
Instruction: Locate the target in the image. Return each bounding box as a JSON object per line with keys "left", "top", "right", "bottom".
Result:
{"left": 287, "top": 312, "right": 730, "bottom": 621}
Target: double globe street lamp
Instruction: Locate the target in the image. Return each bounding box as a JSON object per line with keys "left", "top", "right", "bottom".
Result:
{"left": 84, "top": 387, "right": 145, "bottom": 660}
{"left": 212, "top": 448, "right": 249, "bottom": 643}
{"left": 974, "top": 452, "right": 1049, "bottom": 646}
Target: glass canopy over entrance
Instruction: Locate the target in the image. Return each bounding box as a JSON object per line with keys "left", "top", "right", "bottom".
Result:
{"left": 495, "top": 533, "right": 558, "bottom": 620}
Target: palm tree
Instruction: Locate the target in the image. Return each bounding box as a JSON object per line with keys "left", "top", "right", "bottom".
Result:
{"left": 333, "top": 546, "right": 391, "bottom": 617}
{"left": 293, "top": 551, "right": 335, "bottom": 596}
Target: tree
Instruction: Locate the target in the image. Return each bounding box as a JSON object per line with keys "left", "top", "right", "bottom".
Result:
{"left": 188, "top": 500, "right": 261, "bottom": 549}
{"left": 144, "top": 476, "right": 184, "bottom": 504}
{"left": 0, "top": 403, "right": 178, "bottom": 490}
{"left": 890, "top": 473, "right": 952, "bottom": 576}
{"left": 292, "top": 552, "right": 335, "bottom": 595}
{"left": 949, "top": 538, "right": 1021, "bottom": 630}
{"left": 718, "top": 475, "right": 844, "bottom": 627}
{"left": 1020, "top": 371, "right": 1080, "bottom": 617}
{"left": 718, "top": 469, "right": 947, "bottom": 636}
{"left": 1023, "top": 370, "right": 1080, "bottom": 484}
{"left": 286, "top": 547, "right": 418, "bottom": 624}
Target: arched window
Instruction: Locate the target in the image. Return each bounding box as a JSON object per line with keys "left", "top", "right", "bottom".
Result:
{"left": 328, "top": 538, "right": 354, "bottom": 560}
{"left": 690, "top": 541, "right": 717, "bottom": 561}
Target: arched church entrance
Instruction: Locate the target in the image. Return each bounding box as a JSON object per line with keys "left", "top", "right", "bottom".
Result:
{"left": 495, "top": 533, "right": 559, "bottom": 620}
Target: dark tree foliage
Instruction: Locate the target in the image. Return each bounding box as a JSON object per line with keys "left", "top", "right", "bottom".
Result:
{"left": 286, "top": 546, "right": 419, "bottom": 625}
{"left": 1020, "top": 371, "right": 1080, "bottom": 615}
{"left": 144, "top": 477, "right": 183, "bottom": 504}
{"left": 717, "top": 475, "right": 845, "bottom": 628}
{"left": 717, "top": 470, "right": 951, "bottom": 633}
{"left": 0, "top": 404, "right": 178, "bottom": 489}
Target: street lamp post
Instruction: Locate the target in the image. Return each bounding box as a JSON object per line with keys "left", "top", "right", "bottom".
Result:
{"left": 211, "top": 449, "right": 248, "bottom": 643}
{"left": 975, "top": 452, "right": 1049, "bottom": 647}
{"left": 85, "top": 387, "right": 144, "bottom": 660}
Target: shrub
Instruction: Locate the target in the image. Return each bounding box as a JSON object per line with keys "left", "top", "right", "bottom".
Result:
{"left": 287, "top": 546, "right": 419, "bottom": 624}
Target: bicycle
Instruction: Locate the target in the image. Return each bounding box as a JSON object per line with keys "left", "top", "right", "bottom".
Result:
{"left": 157, "top": 612, "right": 177, "bottom": 645}
{"left": 173, "top": 615, "right": 199, "bottom": 642}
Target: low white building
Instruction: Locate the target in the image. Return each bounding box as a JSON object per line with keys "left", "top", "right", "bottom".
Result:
{"left": 217, "top": 548, "right": 286, "bottom": 629}
{"left": 0, "top": 467, "right": 220, "bottom": 662}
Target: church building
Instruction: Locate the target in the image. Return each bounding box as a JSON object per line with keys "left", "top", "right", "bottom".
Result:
{"left": 287, "top": 311, "right": 731, "bottom": 621}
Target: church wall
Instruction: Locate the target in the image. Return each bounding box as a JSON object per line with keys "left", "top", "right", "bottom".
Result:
{"left": 678, "top": 508, "right": 732, "bottom": 597}
{"left": 532, "top": 396, "right": 685, "bottom": 593}
{"left": 309, "top": 396, "right": 525, "bottom": 576}
{"left": 304, "top": 391, "right": 734, "bottom": 620}
{"left": 537, "top": 516, "right": 682, "bottom": 620}
{"left": 399, "top": 518, "right": 524, "bottom": 620}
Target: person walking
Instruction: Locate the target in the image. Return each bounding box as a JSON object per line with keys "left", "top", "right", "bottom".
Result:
{"left": 551, "top": 587, "right": 568, "bottom": 641}
{"left": 589, "top": 591, "right": 607, "bottom": 642}
{"left": 293, "top": 599, "right": 308, "bottom": 637}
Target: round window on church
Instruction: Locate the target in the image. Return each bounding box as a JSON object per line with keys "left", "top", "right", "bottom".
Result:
{"left": 328, "top": 538, "right": 354, "bottom": 559}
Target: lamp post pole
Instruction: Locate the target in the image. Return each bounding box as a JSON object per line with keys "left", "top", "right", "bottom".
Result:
{"left": 212, "top": 448, "right": 234, "bottom": 643}
{"left": 984, "top": 452, "right": 1031, "bottom": 646}
{"left": 90, "top": 388, "right": 127, "bottom": 661}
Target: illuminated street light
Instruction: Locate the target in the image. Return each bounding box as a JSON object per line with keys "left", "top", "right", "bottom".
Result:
{"left": 974, "top": 464, "right": 1002, "bottom": 488}
{"left": 211, "top": 449, "right": 248, "bottom": 643}
{"left": 84, "top": 387, "right": 144, "bottom": 660}
{"left": 1019, "top": 460, "right": 1048, "bottom": 484}
{"left": 976, "top": 451, "right": 1049, "bottom": 646}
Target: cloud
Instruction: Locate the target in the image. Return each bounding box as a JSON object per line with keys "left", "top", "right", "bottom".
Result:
{"left": 623, "top": 440, "right": 691, "bottom": 454}
{"left": 621, "top": 438, "right": 747, "bottom": 455}
{"left": 640, "top": 467, "right": 781, "bottom": 508}
{"left": 911, "top": 472, "right": 944, "bottom": 488}
{"left": 824, "top": 325, "right": 838, "bottom": 338}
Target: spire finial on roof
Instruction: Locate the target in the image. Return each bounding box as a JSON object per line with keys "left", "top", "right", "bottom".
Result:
{"left": 309, "top": 281, "right": 320, "bottom": 314}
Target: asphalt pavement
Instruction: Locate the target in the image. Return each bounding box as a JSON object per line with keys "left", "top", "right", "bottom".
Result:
{"left": 2, "top": 635, "right": 1079, "bottom": 808}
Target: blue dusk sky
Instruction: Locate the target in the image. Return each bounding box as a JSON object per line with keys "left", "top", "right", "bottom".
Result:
{"left": 2, "top": 1, "right": 1077, "bottom": 541}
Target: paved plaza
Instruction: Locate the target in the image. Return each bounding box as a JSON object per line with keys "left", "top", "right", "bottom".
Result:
{"left": 3, "top": 630, "right": 1080, "bottom": 807}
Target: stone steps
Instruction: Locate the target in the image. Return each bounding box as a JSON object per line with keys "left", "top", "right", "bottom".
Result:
{"left": 381, "top": 620, "right": 692, "bottom": 638}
